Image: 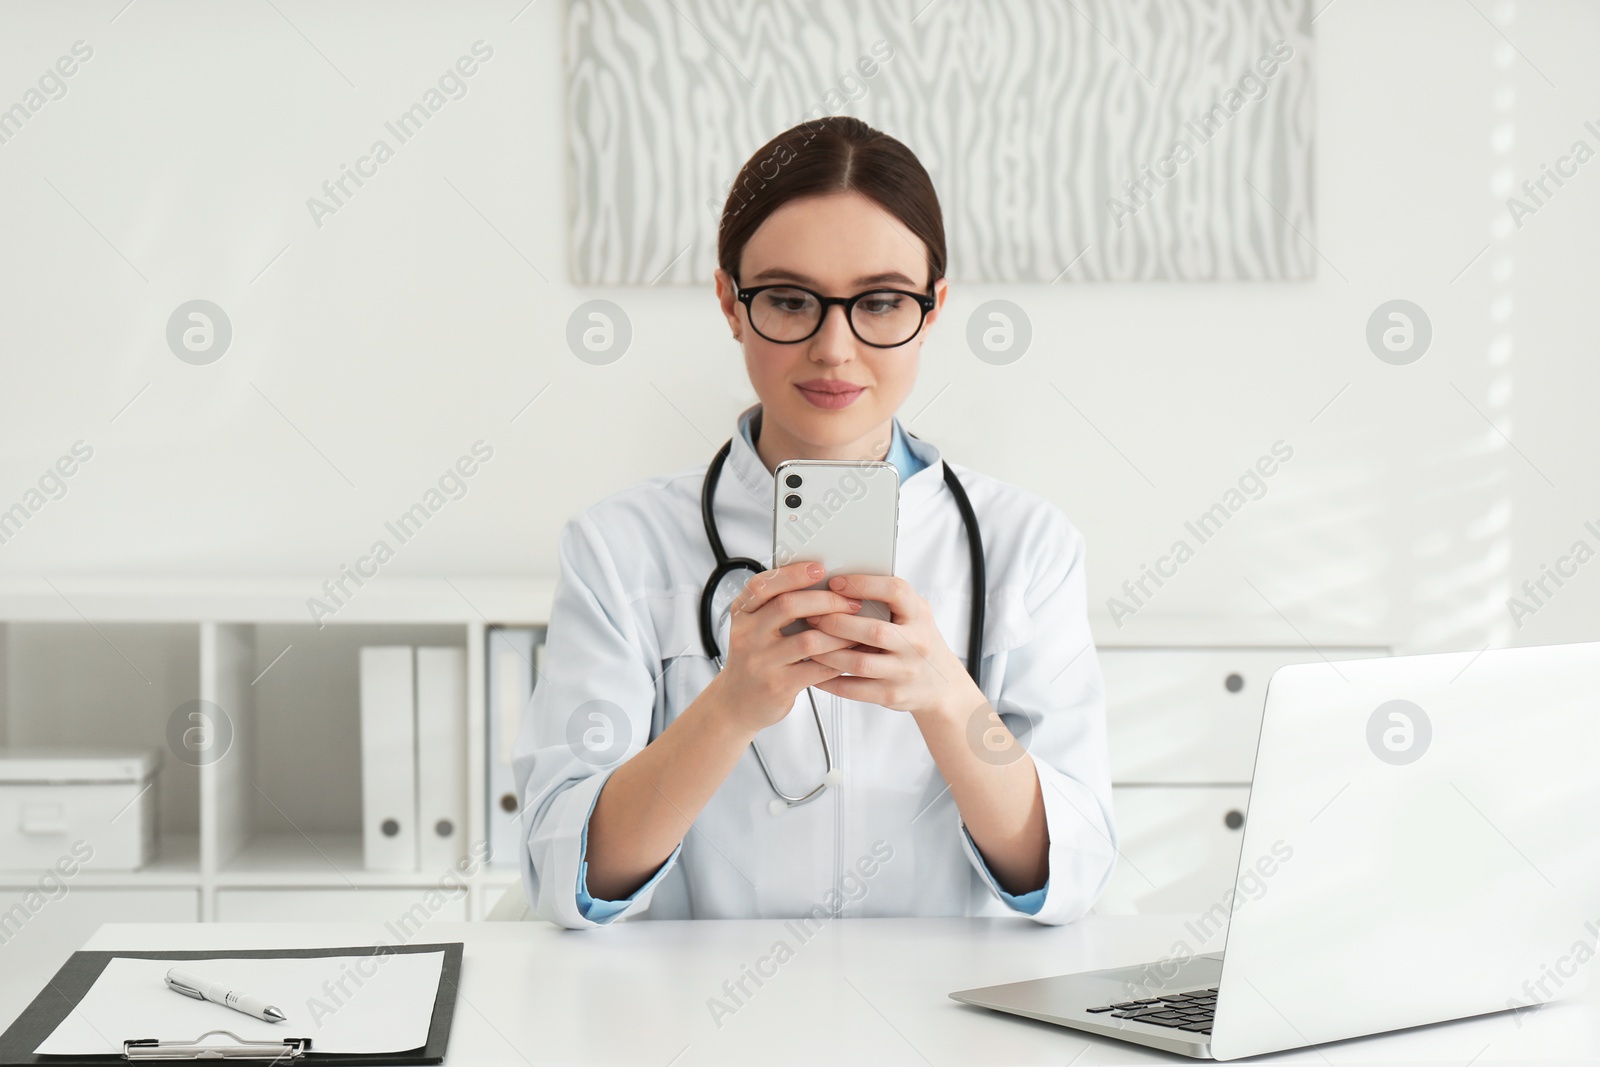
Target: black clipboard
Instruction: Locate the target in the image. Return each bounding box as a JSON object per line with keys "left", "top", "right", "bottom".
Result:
{"left": 0, "top": 942, "right": 462, "bottom": 1065}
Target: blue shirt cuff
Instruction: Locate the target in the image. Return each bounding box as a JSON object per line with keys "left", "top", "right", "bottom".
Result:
{"left": 576, "top": 780, "right": 678, "bottom": 923}
{"left": 962, "top": 824, "right": 1047, "bottom": 915}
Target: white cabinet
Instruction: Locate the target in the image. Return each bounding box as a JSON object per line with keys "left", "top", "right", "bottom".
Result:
{"left": 0, "top": 586, "right": 544, "bottom": 942}
{"left": 0, "top": 591, "right": 1385, "bottom": 931}
{"left": 216, "top": 888, "right": 468, "bottom": 924}
{"left": 1099, "top": 647, "right": 1387, "bottom": 784}
{"left": 1095, "top": 646, "right": 1387, "bottom": 914}
{"left": 1098, "top": 786, "right": 1250, "bottom": 915}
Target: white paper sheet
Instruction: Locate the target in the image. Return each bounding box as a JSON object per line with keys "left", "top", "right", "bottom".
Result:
{"left": 34, "top": 951, "right": 446, "bottom": 1056}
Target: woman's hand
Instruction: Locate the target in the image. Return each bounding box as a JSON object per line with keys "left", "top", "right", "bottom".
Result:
{"left": 805, "top": 573, "right": 981, "bottom": 719}
{"left": 709, "top": 561, "right": 866, "bottom": 736}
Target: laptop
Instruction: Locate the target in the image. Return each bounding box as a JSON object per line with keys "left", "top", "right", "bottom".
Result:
{"left": 950, "top": 641, "right": 1600, "bottom": 1060}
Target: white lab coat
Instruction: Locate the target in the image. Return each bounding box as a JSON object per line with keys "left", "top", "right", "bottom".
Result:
{"left": 513, "top": 403, "right": 1117, "bottom": 928}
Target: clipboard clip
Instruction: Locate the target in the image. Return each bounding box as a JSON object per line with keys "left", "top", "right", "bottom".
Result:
{"left": 122, "top": 1028, "right": 311, "bottom": 1061}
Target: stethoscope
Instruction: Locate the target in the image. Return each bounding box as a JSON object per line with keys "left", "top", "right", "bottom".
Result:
{"left": 697, "top": 411, "right": 987, "bottom": 815}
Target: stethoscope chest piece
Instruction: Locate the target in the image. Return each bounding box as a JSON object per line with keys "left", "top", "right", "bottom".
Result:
{"left": 767, "top": 767, "right": 844, "bottom": 817}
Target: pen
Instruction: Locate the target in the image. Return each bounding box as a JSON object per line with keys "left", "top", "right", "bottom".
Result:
{"left": 164, "top": 967, "right": 287, "bottom": 1023}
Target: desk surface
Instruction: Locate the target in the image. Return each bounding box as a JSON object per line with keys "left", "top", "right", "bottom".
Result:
{"left": 22, "top": 916, "right": 1589, "bottom": 1065}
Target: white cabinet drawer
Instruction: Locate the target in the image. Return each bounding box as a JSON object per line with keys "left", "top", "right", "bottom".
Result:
{"left": 215, "top": 888, "right": 468, "bottom": 924}
{"left": 1099, "top": 647, "right": 1386, "bottom": 783}
{"left": 1096, "top": 786, "right": 1251, "bottom": 917}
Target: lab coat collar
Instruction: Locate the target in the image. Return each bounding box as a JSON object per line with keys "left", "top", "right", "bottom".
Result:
{"left": 723, "top": 402, "right": 945, "bottom": 512}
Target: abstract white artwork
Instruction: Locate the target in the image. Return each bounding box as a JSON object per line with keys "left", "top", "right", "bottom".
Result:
{"left": 567, "top": 0, "right": 1315, "bottom": 284}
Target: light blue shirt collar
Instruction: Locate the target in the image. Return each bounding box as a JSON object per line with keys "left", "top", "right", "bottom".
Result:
{"left": 738, "top": 406, "right": 929, "bottom": 484}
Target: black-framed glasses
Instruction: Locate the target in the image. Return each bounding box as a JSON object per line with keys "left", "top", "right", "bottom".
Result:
{"left": 736, "top": 282, "right": 936, "bottom": 348}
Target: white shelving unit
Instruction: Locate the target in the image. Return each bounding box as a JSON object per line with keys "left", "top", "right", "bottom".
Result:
{"left": 0, "top": 577, "right": 1396, "bottom": 1025}
{"left": 0, "top": 577, "right": 555, "bottom": 984}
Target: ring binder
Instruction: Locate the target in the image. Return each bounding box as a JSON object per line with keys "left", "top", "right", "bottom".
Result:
{"left": 122, "top": 1029, "right": 310, "bottom": 1061}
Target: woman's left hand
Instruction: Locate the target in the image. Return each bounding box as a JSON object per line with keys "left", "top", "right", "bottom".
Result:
{"left": 804, "top": 574, "right": 980, "bottom": 720}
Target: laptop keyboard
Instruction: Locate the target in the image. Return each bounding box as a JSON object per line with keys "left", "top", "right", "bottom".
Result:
{"left": 1085, "top": 988, "right": 1217, "bottom": 1034}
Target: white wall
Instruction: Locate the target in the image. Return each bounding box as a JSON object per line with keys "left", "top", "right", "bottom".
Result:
{"left": 0, "top": 0, "right": 1595, "bottom": 653}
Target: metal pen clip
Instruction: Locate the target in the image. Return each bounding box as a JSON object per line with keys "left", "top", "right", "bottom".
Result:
{"left": 163, "top": 974, "right": 205, "bottom": 1001}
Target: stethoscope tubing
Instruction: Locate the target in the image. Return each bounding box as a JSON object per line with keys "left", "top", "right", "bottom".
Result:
{"left": 697, "top": 428, "right": 985, "bottom": 809}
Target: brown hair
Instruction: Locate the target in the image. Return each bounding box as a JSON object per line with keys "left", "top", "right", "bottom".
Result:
{"left": 716, "top": 117, "right": 946, "bottom": 290}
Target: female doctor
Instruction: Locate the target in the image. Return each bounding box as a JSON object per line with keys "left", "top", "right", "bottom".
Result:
{"left": 513, "top": 117, "right": 1116, "bottom": 929}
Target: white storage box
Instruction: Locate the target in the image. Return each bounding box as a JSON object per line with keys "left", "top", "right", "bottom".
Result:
{"left": 0, "top": 749, "right": 160, "bottom": 871}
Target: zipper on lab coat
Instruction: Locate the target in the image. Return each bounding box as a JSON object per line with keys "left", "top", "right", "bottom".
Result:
{"left": 832, "top": 689, "right": 843, "bottom": 918}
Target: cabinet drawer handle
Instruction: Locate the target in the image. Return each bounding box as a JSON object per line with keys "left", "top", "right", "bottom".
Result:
{"left": 21, "top": 802, "right": 69, "bottom": 836}
{"left": 1224, "top": 673, "right": 1244, "bottom": 693}
{"left": 1224, "top": 810, "right": 1245, "bottom": 830}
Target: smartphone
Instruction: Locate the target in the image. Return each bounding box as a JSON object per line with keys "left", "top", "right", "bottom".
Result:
{"left": 772, "top": 458, "right": 900, "bottom": 637}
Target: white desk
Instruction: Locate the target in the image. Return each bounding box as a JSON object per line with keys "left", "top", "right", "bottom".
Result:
{"left": 8, "top": 917, "right": 1594, "bottom": 1064}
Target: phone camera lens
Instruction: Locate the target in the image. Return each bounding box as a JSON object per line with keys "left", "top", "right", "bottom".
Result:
{"left": 785, "top": 473, "right": 802, "bottom": 488}
{"left": 784, "top": 493, "right": 802, "bottom": 509}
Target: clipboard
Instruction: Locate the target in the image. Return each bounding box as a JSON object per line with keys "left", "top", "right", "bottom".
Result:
{"left": 0, "top": 942, "right": 463, "bottom": 1065}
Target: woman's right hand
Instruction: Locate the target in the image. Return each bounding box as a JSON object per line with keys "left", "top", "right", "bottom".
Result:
{"left": 709, "top": 560, "right": 864, "bottom": 736}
